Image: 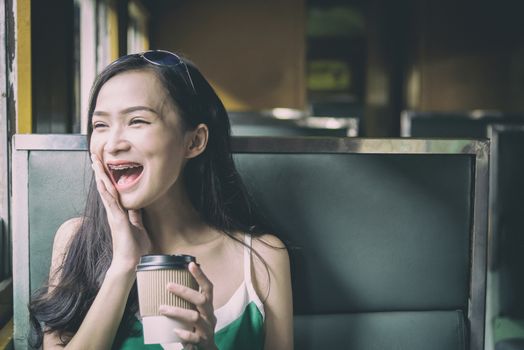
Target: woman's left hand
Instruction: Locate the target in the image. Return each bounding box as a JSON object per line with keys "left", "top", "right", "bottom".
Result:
{"left": 160, "top": 262, "right": 218, "bottom": 350}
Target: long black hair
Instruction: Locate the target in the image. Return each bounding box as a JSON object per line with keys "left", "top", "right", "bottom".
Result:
{"left": 29, "top": 53, "right": 270, "bottom": 347}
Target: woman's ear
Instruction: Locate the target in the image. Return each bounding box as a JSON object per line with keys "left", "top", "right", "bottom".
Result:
{"left": 185, "top": 123, "right": 209, "bottom": 159}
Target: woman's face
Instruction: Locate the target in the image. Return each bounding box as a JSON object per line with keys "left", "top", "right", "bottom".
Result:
{"left": 90, "top": 69, "right": 192, "bottom": 209}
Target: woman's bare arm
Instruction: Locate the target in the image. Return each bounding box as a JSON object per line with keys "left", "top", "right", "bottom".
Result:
{"left": 43, "top": 218, "right": 136, "bottom": 349}
{"left": 44, "top": 156, "right": 152, "bottom": 349}
{"left": 253, "top": 234, "right": 293, "bottom": 350}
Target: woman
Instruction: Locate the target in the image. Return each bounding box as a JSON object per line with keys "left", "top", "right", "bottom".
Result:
{"left": 30, "top": 50, "right": 293, "bottom": 350}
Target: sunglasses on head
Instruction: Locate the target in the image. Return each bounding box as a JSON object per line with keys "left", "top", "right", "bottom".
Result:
{"left": 114, "top": 50, "right": 196, "bottom": 94}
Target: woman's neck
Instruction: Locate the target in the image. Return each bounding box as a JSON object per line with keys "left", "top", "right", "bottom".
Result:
{"left": 142, "top": 185, "right": 221, "bottom": 254}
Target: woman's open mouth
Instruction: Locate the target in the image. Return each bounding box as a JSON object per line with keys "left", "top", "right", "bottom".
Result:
{"left": 107, "top": 162, "right": 144, "bottom": 191}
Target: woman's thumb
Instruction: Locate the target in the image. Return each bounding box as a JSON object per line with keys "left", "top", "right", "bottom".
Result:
{"left": 128, "top": 209, "right": 144, "bottom": 229}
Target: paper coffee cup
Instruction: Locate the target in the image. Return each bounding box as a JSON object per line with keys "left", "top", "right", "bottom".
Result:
{"left": 136, "top": 254, "right": 198, "bottom": 344}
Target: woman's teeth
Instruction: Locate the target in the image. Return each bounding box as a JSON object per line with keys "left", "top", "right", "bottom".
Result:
{"left": 108, "top": 164, "right": 144, "bottom": 185}
{"left": 109, "top": 164, "right": 142, "bottom": 170}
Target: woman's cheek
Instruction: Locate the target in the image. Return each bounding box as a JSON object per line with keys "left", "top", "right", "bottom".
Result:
{"left": 89, "top": 139, "right": 104, "bottom": 160}
{"left": 90, "top": 132, "right": 103, "bottom": 149}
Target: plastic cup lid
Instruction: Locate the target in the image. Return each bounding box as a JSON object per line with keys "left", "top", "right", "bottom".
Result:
{"left": 136, "top": 254, "right": 196, "bottom": 271}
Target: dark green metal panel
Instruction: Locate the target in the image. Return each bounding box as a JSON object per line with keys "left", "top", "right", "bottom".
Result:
{"left": 28, "top": 151, "right": 90, "bottom": 292}
{"left": 294, "top": 310, "right": 466, "bottom": 349}
{"left": 234, "top": 153, "right": 472, "bottom": 314}
{"left": 492, "top": 128, "right": 524, "bottom": 317}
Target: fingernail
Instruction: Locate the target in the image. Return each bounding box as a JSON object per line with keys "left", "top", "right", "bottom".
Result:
{"left": 159, "top": 305, "right": 168, "bottom": 313}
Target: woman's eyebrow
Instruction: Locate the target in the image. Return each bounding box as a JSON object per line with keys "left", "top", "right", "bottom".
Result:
{"left": 121, "top": 106, "right": 159, "bottom": 115}
{"left": 92, "top": 106, "right": 159, "bottom": 117}
{"left": 92, "top": 110, "right": 109, "bottom": 117}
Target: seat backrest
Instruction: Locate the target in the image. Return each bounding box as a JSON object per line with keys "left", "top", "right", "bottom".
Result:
{"left": 401, "top": 110, "right": 524, "bottom": 138}
{"left": 228, "top": 111, "right": 354, "bottom": 137}
{"left": 488, "top": 124, "right": 524, "bottom": 317}
{"left": 12, "top": 135, "right": 488, "bottom": 350}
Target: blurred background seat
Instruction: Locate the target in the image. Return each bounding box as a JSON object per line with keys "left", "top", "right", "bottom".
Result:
{"left": 228, "top": 109, "right": 358, "bottom": 137}
{"left": 488, "top": 124, "right": 524, "bottom": 350}
{"left": 401, "top": 110, "right": 524, "bottom": 138}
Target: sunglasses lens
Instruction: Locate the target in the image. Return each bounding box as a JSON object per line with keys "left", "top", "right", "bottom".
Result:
{"left": 142, "top": 51, "right": 182, "bottom": 66}
{"left": 140, "top": 50, "right": 196, "bottom": 93}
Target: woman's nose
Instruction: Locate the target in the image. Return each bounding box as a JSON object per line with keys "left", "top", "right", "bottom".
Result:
{"left": 104, "top": 129, "right": 131, "bottom": 154}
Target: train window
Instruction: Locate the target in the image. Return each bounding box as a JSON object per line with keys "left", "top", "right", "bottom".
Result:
{"left": 127, "top": 0, "right": 149, "bottom": 54}
{"left": 30, "top": 0, "right": 150, "bottom": 134}
{"left": 306, "top": 2, "right": 366, "bottom": 132}
{"left": 78, "top": 0, "right": 120, "bottom": 133}
{"left": 32, "top": 0, "right": 75, "bottom": 133}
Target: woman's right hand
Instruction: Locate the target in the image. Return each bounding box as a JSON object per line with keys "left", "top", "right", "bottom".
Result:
{"left": 91, "top": 154, "right": 152, "bottom": 271}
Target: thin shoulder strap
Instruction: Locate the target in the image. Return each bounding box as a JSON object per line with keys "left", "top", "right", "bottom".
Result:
{"left": 243, "top": 234, "right": 252, "bottom": 283}
{"left": 242, "top": 234, "right": 265, "bottom": 314}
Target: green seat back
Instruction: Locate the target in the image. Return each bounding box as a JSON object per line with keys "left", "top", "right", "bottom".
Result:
{"left": 28, "top": 151, "right": 90, "bottom": 292}
{"left": 234, "top": 153, "right": 472, "bottom": 313}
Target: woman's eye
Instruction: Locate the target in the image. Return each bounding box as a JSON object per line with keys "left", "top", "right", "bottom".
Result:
{"left": 130, "top": 118, "right": 150, "bottom": 125}
{"left": 92, "top": 122, "right": 107, "bottom": 129}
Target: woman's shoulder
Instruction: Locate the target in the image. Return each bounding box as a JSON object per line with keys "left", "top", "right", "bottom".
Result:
{"left": 250, "top": 233, "right": 293, "bottom": 348}
{"left": 53, "top": 217, "right": 83, "bottom": 249}
{"left": 49, "top": 217, "right": 83, "bottom": 279}
{"left": 252, "top": 233, "right": 287, "bottom": 256}
{"left": 230, "top": 232, "right": 288, "bottom": 259}
{"left": 227, "top": 232, "right": 289, "bottom": 274}
{"left": 248, "top": 233, "right": 291, "bottom": 297}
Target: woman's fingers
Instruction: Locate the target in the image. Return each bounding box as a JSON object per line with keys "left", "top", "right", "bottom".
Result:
{"left": 91, "top": 154, "right": 124, "bottom": 217}
{"left": 159, "top": 305, "right": 215, "bottom": 348}
{"left": 166, "top": 281, "right": 215, "bottom": 323}
{"left": 166, "top": 283, "right": 206, "bottom": 308}
{"left": 159, "top": 305, "right": 200, "bottom": 324}
{"left": 128, "top": 209, "right": 143, "bottom": 228}
{"left": 166, "top": 285, "right": 212, "bottom": 317}
{"left": 164, "top": 265, "right": 217, "bottom": 336}
{"left": 94, "top": 176, "right": 119, "bottom": 214}
{"left": 159, "top": 305, "right": 216, "bottom": 330}
{"left": 91, "top": 154, "right": 118, "bottom": 198}
{"left": 180, "top": 343, "right": 197, "bottom": 350}
{"left": 189, "top": 262, "right": 214, "bottom": 302}
{"left": 93, "top": 170, "right": 115, "bottom": 210}
{"left": 90, "top": 154, "right": 152, "bottom": 266}
{"left": 174, "top": 329, "right": 201, "bottom": 344}
{"left": 160, "top": 303, "right": 216, "bottom": 332}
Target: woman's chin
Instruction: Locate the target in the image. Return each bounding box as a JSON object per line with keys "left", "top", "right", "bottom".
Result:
{"left": 119, "top": 195, "right": 145, "bottom": 211}
{"left": 122, "top": 204, "right": 142, "bottom": 211}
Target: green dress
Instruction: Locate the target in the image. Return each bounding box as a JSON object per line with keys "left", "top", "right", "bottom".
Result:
{"left": 117, "top": 235, "right": 265, "bottom": 350}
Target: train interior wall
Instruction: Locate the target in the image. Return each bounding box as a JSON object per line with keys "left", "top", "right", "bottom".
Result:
{"left": 24, "top": 0, "right": 524, "bottom": 137}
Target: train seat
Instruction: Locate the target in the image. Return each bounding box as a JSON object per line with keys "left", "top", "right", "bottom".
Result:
{"left": 11, "top": 135, "right": 488, "bottom": 350}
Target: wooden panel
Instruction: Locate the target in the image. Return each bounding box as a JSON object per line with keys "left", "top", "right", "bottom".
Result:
{"left": 151, "top": 0, "right": 306, "bottom": 111}
{"left": 16, "top": 0, "right": 31, "bottom": 133}
{"left": 409, "top": 0, "right": 524, "bottom": 112}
